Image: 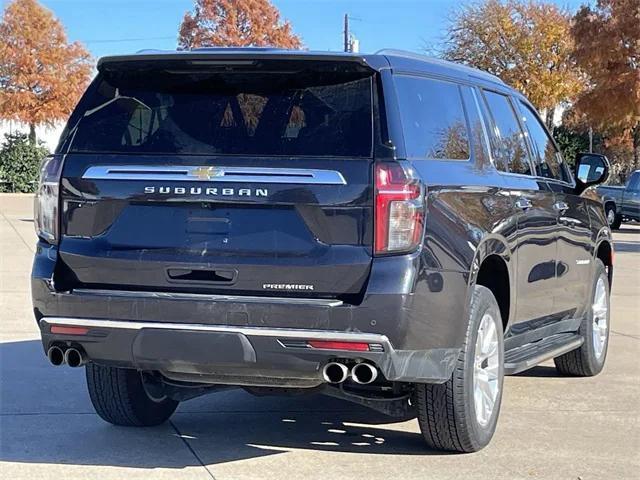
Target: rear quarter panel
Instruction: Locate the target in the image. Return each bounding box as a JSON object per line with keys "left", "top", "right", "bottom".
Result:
{"left": 405, "top": 159, "right": 516, "bottom": 347}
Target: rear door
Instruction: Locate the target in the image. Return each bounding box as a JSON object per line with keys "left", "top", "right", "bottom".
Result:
{"left": 479, "top": 89, "right": 559, "bottom": 325}
{"left": 56, "top": 58, "right": 377, "bottom": 299}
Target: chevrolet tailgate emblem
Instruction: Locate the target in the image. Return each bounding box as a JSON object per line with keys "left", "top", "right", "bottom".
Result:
{"left": 192, "top": 166, "right": 223, "bottom": 181}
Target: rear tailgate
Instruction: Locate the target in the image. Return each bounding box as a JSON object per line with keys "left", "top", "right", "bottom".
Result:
{"left": 56, "top": 56, "right": 376, "bottom": 299}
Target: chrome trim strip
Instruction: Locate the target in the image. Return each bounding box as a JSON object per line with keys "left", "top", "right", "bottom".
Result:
{"left": 71, "top": 288, "right": 343, "bottom": 307}
{"left": 470, "top": 87, "right": 495, "bottom": 166}
{"left": 41, "top": 317, "right": 389, "bottom": 343}
{"left": 82, "top": 165, "right": 347, "bottom": 185}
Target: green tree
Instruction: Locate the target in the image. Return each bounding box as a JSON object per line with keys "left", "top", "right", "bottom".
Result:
{"left": 554, "top": 125, "right": 594, "bottom": 168}
{"left": 0, "top": 132, "right": 49, "bottom": 192}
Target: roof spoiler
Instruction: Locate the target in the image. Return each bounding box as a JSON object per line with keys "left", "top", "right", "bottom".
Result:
{"left": 97, "top": 50, "right": 378, "bottom": 73}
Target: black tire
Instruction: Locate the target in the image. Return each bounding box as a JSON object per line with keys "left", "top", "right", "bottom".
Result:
{"left": 413, "top": 285, "right": 504, "bottom": 453}
{"left": 605, "top": 203, "right": 622, "bottom": 230}
{"left": 611, "top": 215, "right": 622, "bottom": 230}
{"left": 86, "top": 364, "right": 179, "bottom": 426}
{"left": 554, "top": 259, "right": 610, "bottom": 376}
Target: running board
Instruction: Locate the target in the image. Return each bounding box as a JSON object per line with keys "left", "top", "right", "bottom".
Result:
{"left": 504, "top": 333, "right": 583, "bottom": 375}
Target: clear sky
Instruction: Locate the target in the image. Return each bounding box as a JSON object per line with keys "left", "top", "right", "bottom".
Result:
{"left": 1, "top": 0, "right": 588, "bottom": 60}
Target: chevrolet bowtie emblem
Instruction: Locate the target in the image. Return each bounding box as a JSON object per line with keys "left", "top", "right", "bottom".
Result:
{"left": 191, "top": 166, "right": 223, "bottom": 180}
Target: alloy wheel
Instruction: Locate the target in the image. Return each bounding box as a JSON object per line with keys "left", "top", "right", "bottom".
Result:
{"left": 473, "top": 313, "right": 500, "bottom": 427}
{"left": 592, "top": 276, "right": 609, "bottom": 359}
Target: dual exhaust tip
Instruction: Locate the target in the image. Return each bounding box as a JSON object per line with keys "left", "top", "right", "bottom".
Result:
{"left": 47, "top": 345, "right": 85, "bottom": 368}
{"left": 49, "top": 346, "right": 376, "bottom": 382}
{"left": 322, "top": 361, "right": 378, "bottom": 385}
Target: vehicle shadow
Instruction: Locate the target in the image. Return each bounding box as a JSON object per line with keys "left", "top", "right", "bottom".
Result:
{"left": 0, "top": 339, "right": 443, "bottom": 471}
{"left": 512, "top": 365, "right": 559, "bottom": 378}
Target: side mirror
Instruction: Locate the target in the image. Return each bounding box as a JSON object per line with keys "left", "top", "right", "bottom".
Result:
{"left": 574, "top": 153, "right": 610, "bottom": 194}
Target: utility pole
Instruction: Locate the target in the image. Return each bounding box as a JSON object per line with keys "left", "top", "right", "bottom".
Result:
{"left": 344, "top": 13, "right": 349, "bottom": 52}
{"left": 589, "top": 126, "right": 593, "bottom": 153}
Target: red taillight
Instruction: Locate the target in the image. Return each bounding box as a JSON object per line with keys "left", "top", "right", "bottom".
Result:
{"left": 50, "top": 325, "right": 89, "bottom": 335}
{"left": 34, "top": 155, "right": 64, "bottom": 245}
{"left": 374, "top": 162, "right": 425, "bottom": 255}
{"left": 308, "top": 340, "right": 370, "bottom": 351}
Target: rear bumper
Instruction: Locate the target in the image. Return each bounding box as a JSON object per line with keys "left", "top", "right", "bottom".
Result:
{"left": 33, "top": 242, "right": 470, "bottom": 385}
{"left": 39, "top": 317, "right": 458, "bottom": 386}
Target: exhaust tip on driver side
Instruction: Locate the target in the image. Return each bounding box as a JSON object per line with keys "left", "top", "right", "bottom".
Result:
{"left": 47, "top": 345, "right": 65, "bottom": 366}
{"left": 322, "top": 362, "right": 349, "bottom": 384}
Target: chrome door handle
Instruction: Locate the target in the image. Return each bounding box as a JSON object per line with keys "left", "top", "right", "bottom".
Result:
{"left": 553, "top": 201, "right": 569, "bottom": 212}
{"left": 515, "top": 198, "right": 533, "bottom": 210}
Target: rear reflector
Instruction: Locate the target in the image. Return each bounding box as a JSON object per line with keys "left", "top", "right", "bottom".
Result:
{"left": 50, "top": 325, "right": 89, "bottom": 336}
{"left": 308, "top": 340, "right": 370, "bottom": 351}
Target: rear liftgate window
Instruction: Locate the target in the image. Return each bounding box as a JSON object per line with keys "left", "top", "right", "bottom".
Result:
{"left": 64, "top": 65, "right": 374, "bottom": 157}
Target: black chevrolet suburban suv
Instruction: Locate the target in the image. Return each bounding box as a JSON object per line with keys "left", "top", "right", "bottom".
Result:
{"left": 32, "top": 48, "right": 614, "bottom": 453}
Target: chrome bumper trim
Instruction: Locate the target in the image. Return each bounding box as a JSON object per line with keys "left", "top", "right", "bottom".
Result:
{"left": 72, "top": 288, "right": 343, "bottom": 307}
{"left": 40, "top": 317, "right": 390, "bottom": 343}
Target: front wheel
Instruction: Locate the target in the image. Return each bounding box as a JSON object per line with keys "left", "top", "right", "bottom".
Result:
{"left": 414, "top": 285, "right": 504, "bottom": 453}
{"left": 86, "top": 364, "right": 179, "bottom": 426}
{"left": 554, "top": 259, "right": 610, "bottom": 376}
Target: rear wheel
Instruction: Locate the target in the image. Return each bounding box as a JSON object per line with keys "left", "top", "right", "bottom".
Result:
{"left": 414, "top": 285, "right": 504, "bottom": 452}
{"left": 86, "top": 364, "right": 179, "bottom": 426}
{"left": 554, "top": 259, "right": 610, "bottom": 376}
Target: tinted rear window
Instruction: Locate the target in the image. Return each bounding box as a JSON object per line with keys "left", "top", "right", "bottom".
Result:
{"left": 482, "top": 91, "right": 531, "bottom": 175}
{"left": 63, "top": 68, "right": 373, "bottom": 157}
{"left": 394, "top": 75, "right": 470, "bottom": 160}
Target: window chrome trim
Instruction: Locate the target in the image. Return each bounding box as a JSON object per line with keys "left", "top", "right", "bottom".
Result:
{"left": 470, "top": 87, "right": 495, "bottom": 166}
{"left": 40, "top": 317, "right": 390, "bottom": 343}
{"left": 82, "top": 165, "right": 347, "bottom": 185}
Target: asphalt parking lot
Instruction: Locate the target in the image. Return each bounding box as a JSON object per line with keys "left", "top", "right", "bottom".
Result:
{"left": 1, "top": 193, "right": 638, "bottom": 479}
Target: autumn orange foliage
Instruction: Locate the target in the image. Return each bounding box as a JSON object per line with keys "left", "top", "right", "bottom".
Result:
{"left": 179, "top": 0, "right": 302, "bottom": 50}
{"left": 443, "top": 0, "right": 584, "bottom": 124}
{"left": 0, "top": 0, "right": 92, "bottom": 142}
{"left": 572, "top": 0, "right": 640, "bottom": 170}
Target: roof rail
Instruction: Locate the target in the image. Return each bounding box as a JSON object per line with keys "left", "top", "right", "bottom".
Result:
{"left": 375, "top": 48, "right": 504, "bottom": 85}
{"left": 189, "top": 46, "right": 290, "bottom": 52}
{"left": 135, "top": 49, "right": 167, "bottom": 55}
{"left": 374, "top": 48, "right": 436, "bottom": 62}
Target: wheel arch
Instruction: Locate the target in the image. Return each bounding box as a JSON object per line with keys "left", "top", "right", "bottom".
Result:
{"left": 594, "top": 238, "right": 614, "bottom": 287}
{"left": 468, "top": 236, "right": 514, "bottom": 333}
{"left": 603, "top": 199, "right": 617, "bottom": 215}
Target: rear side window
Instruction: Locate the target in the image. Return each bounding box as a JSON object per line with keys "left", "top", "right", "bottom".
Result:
{"left": 482, "top": 91, "right": 532, "bottom": 175}
{"left": 627, "top": 172, "right": 640, "bottom": 191}
{"left": 517, "top": 101, "right": 569, "bottom": 182}
{"left": 394, "top": 76, "right": 470, "bottom": 160}
{"left": 63, "top": 69, "right": 373, "bottom": 157}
